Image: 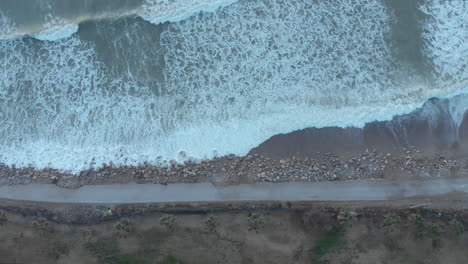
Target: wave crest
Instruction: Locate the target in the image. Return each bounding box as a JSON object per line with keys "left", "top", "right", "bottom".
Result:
{"left": 139, "top": 0, "right": 238, "bottom": 24}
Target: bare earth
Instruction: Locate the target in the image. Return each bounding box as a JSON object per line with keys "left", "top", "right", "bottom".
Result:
{"left": 1, "top": 196, "right": 468, "bottom": 264}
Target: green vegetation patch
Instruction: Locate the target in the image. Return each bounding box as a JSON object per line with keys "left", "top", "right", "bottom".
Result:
{"left": 115, "top": 218, "right": 131, "bottom": 233}
{"left": 313, "top": 229, "right": 345, "bottom": 257}
{"left": 0, "top": 210, "right": 6, "bottom": 226}
{"left": 449, "top": 219, "right": 465, "bottom": 236}
{"left": 157, "top": 256, "right": 184, "bottom": 264}
{"left": 248, "top": 213, "right": 265, "bottom": 233}
{"left": 160, "top": 215, "right": 175, "bottom": 229}
{"left": 106, "top": 255, "right": 183, "bottom": 264}
{"left": 32, "top": 218, "right": 49, "bottom": 233}
{"left": 410, "top": 214, "right": 444, "bottom": 238}
{"left": 383, "top": 214, "right": 401, "bottom": 227}
{"left": 427, "top": 224, "right": 441, "bottom": 239}
{"left": 205, "top": 215, "right": 218, "bottom": 232}
{"left": 107, "top": 255, "right": 153, "bottom": 264}
{"left": 337, "top": 211, "right": 357, "bottom": 225}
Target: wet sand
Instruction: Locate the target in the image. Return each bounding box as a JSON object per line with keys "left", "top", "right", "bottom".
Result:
{"left": 1, "top": 97, "right": 467, "bottom": 188}
{"left": 253, "top": 98, "right": 468, "bottom": 159}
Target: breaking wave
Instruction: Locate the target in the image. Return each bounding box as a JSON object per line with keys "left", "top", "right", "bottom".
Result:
{"left": 0, "top": 0, "right": 238, "bottom": 41}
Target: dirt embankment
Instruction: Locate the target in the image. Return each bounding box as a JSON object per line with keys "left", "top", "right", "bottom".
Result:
{"left": 1, "top": 198, "right": 468, "bottom": 264}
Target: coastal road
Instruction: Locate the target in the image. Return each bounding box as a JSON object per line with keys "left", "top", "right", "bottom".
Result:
{"left": 1, "top": 179, "right": 468, "bottom": 204}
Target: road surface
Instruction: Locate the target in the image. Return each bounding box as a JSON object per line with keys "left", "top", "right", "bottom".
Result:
{"left": 1, "top": 179, "right": 468, "bottom": 203}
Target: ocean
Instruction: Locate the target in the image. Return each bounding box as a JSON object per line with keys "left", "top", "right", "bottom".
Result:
{"left": 0, "top": 0, "right": 467, "bottom": 173}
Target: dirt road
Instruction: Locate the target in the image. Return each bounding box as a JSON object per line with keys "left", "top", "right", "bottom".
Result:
{"left": 1, "top": 179, "right": 468, "bottom": 203}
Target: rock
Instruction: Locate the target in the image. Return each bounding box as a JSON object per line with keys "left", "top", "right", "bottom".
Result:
{"left": 56, "top": 177, "right": 82, "bottom": 189}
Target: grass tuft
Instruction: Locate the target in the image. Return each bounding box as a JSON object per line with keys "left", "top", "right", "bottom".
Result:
{"left": 311, "top": 229, "right": 345, "bottom": 264}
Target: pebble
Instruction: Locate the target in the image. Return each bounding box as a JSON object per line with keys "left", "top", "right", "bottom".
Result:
{"left": 1, "top": 149, "right": 462, "bottom": 186}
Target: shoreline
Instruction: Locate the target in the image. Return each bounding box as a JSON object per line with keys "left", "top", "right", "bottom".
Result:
{"left": 1, "top": 97, "right": 467, "bottom": 188}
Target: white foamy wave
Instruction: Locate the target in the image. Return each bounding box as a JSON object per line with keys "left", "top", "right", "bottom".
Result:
{"left": 32, "top": 23, "right": 79, "bottom": 41}
{"left": 31, "top": 12, "right": 80, "bottom": 41}
{"left": 139, "top": 0, "right": 238, "bottom": 24}
{"left": 420, "top": 0, "right": 468, "bottom": 85}
{"left": 0, "top": 0, "right": 236, "bottom": 42}
{"left": 0, "top": 35, "right": 159, "bottom": 172}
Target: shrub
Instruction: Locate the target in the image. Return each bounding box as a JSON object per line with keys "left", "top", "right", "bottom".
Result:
{"left": 383, "top": 214, "right": 401, "bottom": 233}
{"left": 427, "top": 224, "right": 441, "bottom": 238}
{"left": 115, "top": 218, "right": 131, "bottom": 233}
{"left": 410, "top": 215, "right": 425, "bottom": 231}
{"left": 383, "top": 214, "right": 401, "bottom": 227}
{"left": 449, "top": 219, "right": 465, "bottom": 236}
{"left": 205, "top": 215, "right": 218, "bottom": 232}
{"left": 160, "top": 215, "right": 175, "bottom": 229}
{"left": 248, "top": 213, "right": 265, "bottom": 233}
{"left": 32, "top": 218, "right": 49, "bottom": 232}
{"left": 337, "top": 211, "right": 357, "bottom": 225}
{"left": 0, "top": 210, "right": 6, "bottom": 226}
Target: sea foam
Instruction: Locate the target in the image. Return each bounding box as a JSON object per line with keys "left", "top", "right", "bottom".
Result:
{"left": 139, "top": 0, "right": 238, "bottom": 24}
{"left": 420, "top": 0, "right": 468, "bottom": 85}
{"left": 32, "top": 23, "right": 79, "bottom": 41}
{"left": 1, "top": 0, "right": 236, "bottom": 42}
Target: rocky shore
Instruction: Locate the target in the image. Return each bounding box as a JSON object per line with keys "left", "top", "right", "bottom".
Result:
{"left": 1, "top": 146, "right": 467, "bottom": 188}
